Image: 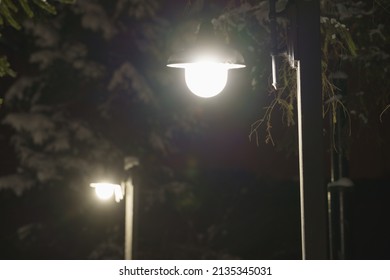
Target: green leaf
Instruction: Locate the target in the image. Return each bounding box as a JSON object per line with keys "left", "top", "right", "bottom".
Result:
{"left": 4, "top": 0, "right": 18, "bottom": 13}
{"left": 0, "top": 3, "right": 22, "bottom": 29}
{"left": 32, "top": 0, "right": 57, "bottom": 15}
{"left": 0, "top": 56, "right": 17, "bottom": 78}
{"left": 343, "top": 31, "right": 357, "bottom": 56}
{"left": 19, "top": 0, "right": 34, "bottom": 18}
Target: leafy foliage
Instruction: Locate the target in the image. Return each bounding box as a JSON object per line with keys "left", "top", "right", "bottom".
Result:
{"left": 209, "top": 0, "right": 389, "bottom": 147}
{"left": 1, "top": 0, "right": 285, "bottom": 259}
{"left": 0, "top": 0, "right": 75, "bottom": 78}
{"left": 0, "top": 0, "right": 205, "bottom": 220}
{"left": 0, "top": 55, "right": 15, "bottom": 77}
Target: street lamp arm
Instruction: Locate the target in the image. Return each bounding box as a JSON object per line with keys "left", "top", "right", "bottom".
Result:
{"left": 124, "top": 156, "right": 139, "bottom": 171}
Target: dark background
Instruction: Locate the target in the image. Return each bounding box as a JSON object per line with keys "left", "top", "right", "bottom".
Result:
{"left": 0, "top": 0, "right": 389, "bottom": 259}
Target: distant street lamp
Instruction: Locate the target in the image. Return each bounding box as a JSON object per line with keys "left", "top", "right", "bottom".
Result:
{"left": 167, "top": 0, "right": 328, "bottom": 259}
{"left": 90, "top": 157, "right": 139, "bottom": 260}
{"left": 90, "top": 182, "right": 123, "bottom": 201}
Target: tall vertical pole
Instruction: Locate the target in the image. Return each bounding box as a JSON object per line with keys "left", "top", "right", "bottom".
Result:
{"left": 124, "top": 179, "right": 134, "bottom": 260}
{"left": 295, "top": 0, "right": 329, "bottom": 259}
{"left": 336, "top": 77, "right": 348, "bottom": 260}
{"left": 328, "top": 75, "right": 350, "bottom": 259}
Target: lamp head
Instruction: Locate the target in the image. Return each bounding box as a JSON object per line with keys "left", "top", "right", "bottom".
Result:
{"left": 167, "top": 20, "right": 245, "bottom": 98}
{"left": 90, "top": 182, "right": 124, "bottom": 202}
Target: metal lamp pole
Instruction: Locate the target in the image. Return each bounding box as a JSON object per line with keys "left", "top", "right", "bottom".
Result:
{"left": 271, "top": 0, "right": 329, "bottom": 259}
{"left": 124, "top": 178, "right": 134, "bottom": 260}
{"left": 123, "top": 157, "right": 139, "bottom": 260}
{"left": 294, "top": 0, "right": 329, "bottom": 259}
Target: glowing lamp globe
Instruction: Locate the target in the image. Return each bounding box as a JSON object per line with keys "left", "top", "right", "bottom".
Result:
{"left": 90, "top": 182, "right": 123, "bottom": 202}
{"left": 184, "top": 61, "right": 227, "bottom": 98}
{"left": 167, "top": 21, "right": 245, "bottom": 98}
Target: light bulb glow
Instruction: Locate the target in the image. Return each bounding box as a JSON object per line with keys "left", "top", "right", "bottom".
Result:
{"left": 184, "top": 62, "right": 228, "bottom": 98}
{"left": 90, "top": 182, "right": 120, "bottom": 200}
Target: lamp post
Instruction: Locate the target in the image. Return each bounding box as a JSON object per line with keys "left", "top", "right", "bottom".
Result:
{"left": 167, "top": 0, "right": 328, "bottom": 259}
{"left": 90, "top": 157, "right": 139, "bottom": 260}
{"left": 293, "top": 0, "right": 328, "bottom": 259}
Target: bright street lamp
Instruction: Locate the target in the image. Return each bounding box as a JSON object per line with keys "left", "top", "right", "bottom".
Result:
{"left": 167, "top": 20, "right": 245, "bottom": 98}
{"left": 89, "top": 156, "right": 139, "bottom": 260}
{"left": 90, "top": 182, "right": 123, "bottom": 202}
{"left": 167, "top": 0, "right": 328, "bottom": 259}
